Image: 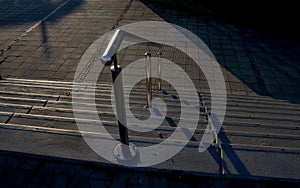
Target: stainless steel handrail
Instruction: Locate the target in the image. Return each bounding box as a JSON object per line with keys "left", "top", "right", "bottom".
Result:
{"left": 101, "top": 29, "right": 162, "bottom": 160}
{"left": 101, "top": 29, "right": 128, "bottom": 148}
{"left": 102, "top": 29, "right": 125, "bottom": 66}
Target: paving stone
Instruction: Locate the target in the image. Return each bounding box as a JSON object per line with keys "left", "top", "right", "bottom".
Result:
{"left": 28, "top": 184, "right": 48, "bottom": 188}
{"left": 31, "top": 162, "right": 60, "bottom": 185}
{"left": 54, "top": 163, "right": 76, "bottom": 176}
{"left": 91, "top": 170, "right": 112, "bottom": 181}
{"left": 152, "top": 177, "right": 168, "bottom": 188}
{"left": 21, "top": 159, "right": 40, "bottom": 170}
{"left": 111, "top": 173, "right": 131, "bottom": 188}
{"left": 68, "top": 166, "right": 91, "bottom": 188}
{"left": 90, "top": 179, "right": 111, "bottom": 188}
{"left": 14, "top": 169, "right": 36, "bottom": 188}
{"left": 50, "top": 175, "right": 70, "bottom": 188}
{"left": 128, "top": 173, "right": 152, "bottom": 187}
{"left": 169, "top": 181, "right": 190, "bottom": 188}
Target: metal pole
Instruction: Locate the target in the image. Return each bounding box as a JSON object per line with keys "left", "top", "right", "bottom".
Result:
{"left": 157, "top": 52, "right": 162, "bottom": 91}
{"left": 145, "top": 51, "right": 152, "bottom": 108}
{"left": 110, "top": 55, "right": 129, "bottom": 145}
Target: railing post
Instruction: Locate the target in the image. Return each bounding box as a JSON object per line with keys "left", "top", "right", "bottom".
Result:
{"left": 157, "top": 52, "right": 162, "bottom": 91}
{"left": 110, "top": 55, "right": 137, "bottom": 161}
{"left": 145, "top": 51, "right": 152, "bottom": 108}
{"left": 110, "top": 55, "right": 129, "bottom": 146}
{"left": 101, "top": 29, "right": 142, "bottom": 161}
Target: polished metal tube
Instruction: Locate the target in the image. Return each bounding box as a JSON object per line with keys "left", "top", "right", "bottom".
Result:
{"left": 157, "top": 52, "right": 162, "bottom": 91}
{"left": 101, "top": 29, "right": 125, "bottom": 65}
{"left": 145, "top": 51, "right": 152, "bottom": 108}
{"left": 111, "top": 63, "right": 129, "bottom": 145}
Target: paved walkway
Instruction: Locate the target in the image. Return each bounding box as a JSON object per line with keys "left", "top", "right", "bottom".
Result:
{"left": 0, "top": 0, "right": 300, "bottom": 187}
{"left": 1, "top": 0, "right": 299, "bottom": 101}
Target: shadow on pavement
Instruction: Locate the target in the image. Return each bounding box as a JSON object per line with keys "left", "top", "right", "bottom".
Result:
{"left": 0, "top": 0, "right": 84, "bottom": 26}
{"left": 218, "top": 127, "right": 251, "bottom": 176}
{"left": 141, "top": 0, "right": 300, "bottom": 40}
{"left": 140, "top": 0, "right": 300, "bottom": 104}
{"left": 0, "top": 0, "right": 85, "bottom": 72}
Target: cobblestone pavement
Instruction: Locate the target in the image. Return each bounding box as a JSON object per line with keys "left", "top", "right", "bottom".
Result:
{"left": 0, "top": 0, "right": 300, "bottom": 187}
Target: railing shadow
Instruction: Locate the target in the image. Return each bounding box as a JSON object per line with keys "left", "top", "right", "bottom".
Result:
{"left": 0, "top": 0, "right": 84, "bottom": 26}
{"left": 0, "top": 0, "right": 84, "bottom": 66}
{"left": 218, "top": 127, "right": 251, "bottom": 176}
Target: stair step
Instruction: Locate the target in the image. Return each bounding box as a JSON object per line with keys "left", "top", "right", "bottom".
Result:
{"left": 2, "top": 78, "right": 299, "bottom": 105}
{"left": 202, "top": 96, "right": 300, "bottom": 110}
{"left": 0, "top": 96, "right": 47, "bottom": 107}
{"left": 2, "top": 120, "right": 299, "bottom": 151}
{"left": 0, "top": 112, "right": 12, "bottom": 123}
{"left": 221, "top": 120, "right": 300, "bottom": 135}
{"left": 219, "top": 130, "right": 300, "bottom": 149}
{"left": 221, "top": 105, "right": 300, "bottom": 117}
{"left": 0, "top": 122, "right": 220, "bottom": 175}
{"left": 45, "top": 100, "right": 204, "bottom": 118}
{"left": 0, "top": 90, "right": 59, "bottom": 100}
{"left": 0, "top": 121, "right": 206, "bottom": 147}
{"left": 0, "top": 103, "right": 31, "bottom": 113}
{"left": 223, "top": 115, "right": 299, "bottom": 128}
{"left": 200, "top": 92, "right": 300, "bottom": 104}
{"left": 1, "top": 83, "right": 201, "bottom": 103}
{"left": 7, "top": 113, "right": 207, "bottom": 142}
{"left": 29, "top": 106, "right": 206, "bottom": 122}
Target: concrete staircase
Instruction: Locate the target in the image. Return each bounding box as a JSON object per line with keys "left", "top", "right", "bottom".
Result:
{"left": 0, "top": 78, "right": 300, "bottom": 181}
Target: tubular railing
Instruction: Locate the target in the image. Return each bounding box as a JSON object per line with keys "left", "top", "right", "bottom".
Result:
{"left": 101, "top": 29, "right": 162, "bottom": 160}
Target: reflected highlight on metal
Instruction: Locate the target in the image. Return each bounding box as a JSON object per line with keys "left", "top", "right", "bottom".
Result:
{"left": 145, "top": 51, "right": 152, "bottom": 107}
{"left": 157, "top": 52, "right": 162, "bottom": 91}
